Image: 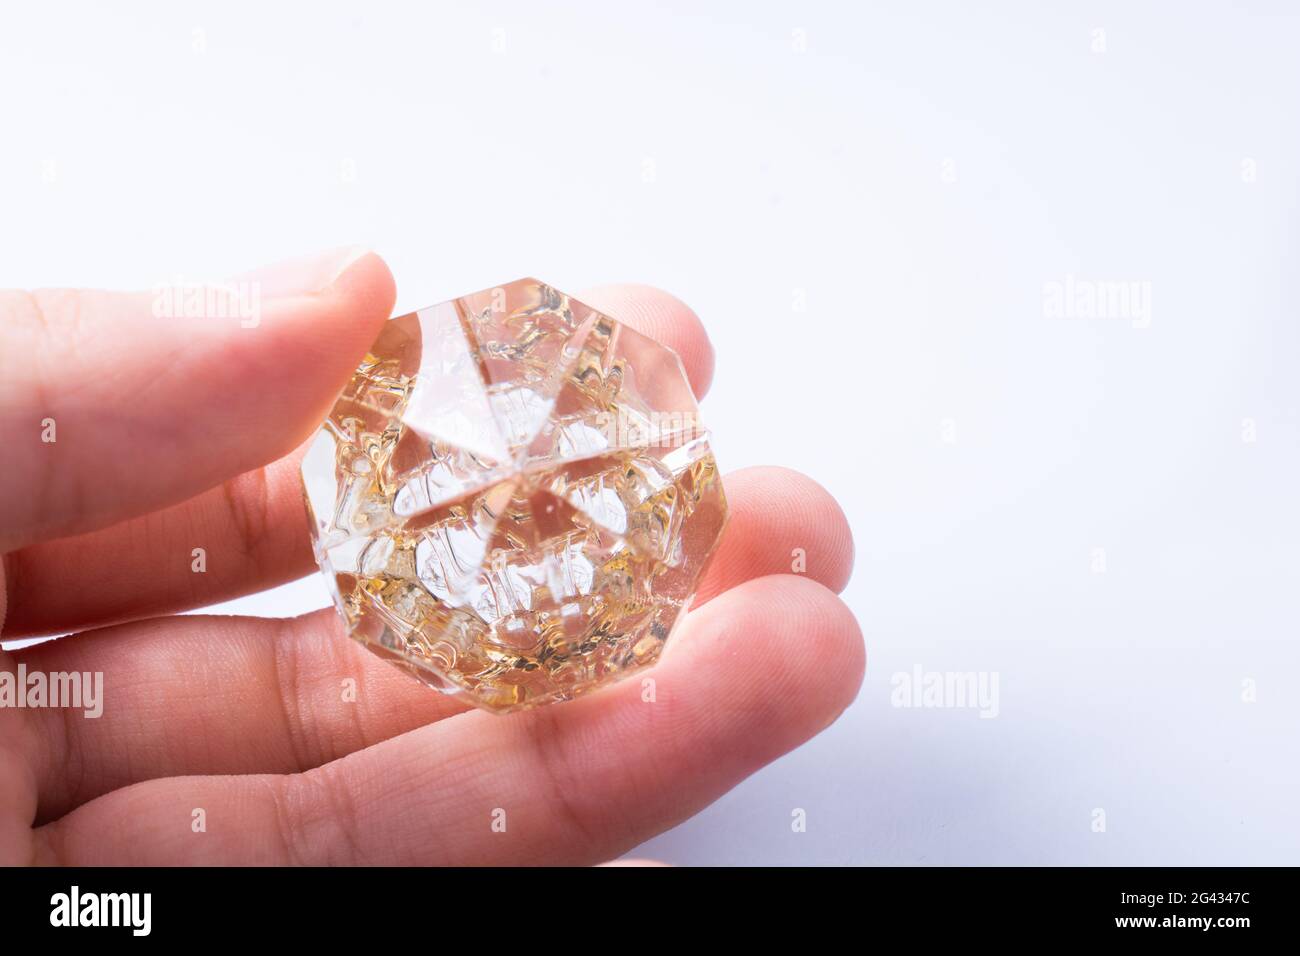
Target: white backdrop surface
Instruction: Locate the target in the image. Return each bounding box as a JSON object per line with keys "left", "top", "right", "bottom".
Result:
{"left": 2, "top": 1, "right": 1297, "bottom": 864}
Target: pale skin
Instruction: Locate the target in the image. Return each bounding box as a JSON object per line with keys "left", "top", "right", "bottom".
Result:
{"left": 0, "top": 248, "right": 863, "bottom": 865}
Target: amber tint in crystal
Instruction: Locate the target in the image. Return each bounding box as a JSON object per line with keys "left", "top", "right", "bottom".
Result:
{"left": 301, "top": 279, "right": 728, "bottom": 712}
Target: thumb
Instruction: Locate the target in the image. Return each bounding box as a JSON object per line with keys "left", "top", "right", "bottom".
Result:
{"left": 0, "top": 247, "right": 395, "bottom": 550}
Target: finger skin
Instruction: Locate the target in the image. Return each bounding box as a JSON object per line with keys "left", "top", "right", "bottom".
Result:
{"left": 692, "top": 467, "right": 854, "bottom": 606}
{"left": 598, "top": 859, "right": 670, "bottom": 866}
{"left": 579, "top": 284, "right": 714, "bottom": 397}
{"left": 0, "top": 651, "right": 39, "bottom": 866}
{"left": 21, "top": 467, "right": 855, "bottom": 821}
{"left": 3, "top": 285, "right": 716, "bottom": 638}
{"left": 2, "top": 451, "right": 313, "bottom": 638}
{"left": 0, "top": 249, "right": 396, "bottom": 552}
{"left": 33, "top": 575, "right": 864, "bottom": 865}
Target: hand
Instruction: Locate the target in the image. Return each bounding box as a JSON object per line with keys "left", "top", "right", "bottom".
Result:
{"left": 0, "top": 249, "right": 862, "bottom": 865}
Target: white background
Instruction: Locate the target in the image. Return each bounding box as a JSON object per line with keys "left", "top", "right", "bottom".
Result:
{"left": 2, "top": 1, "right": 1297, "bottom": 864}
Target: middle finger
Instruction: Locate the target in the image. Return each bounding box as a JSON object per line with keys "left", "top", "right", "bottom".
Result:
{"left": 21, "top": 467, "right": 853, "bottom": 822}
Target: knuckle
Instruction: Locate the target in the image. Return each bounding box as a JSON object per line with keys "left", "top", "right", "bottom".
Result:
{"left": 221, "top": 467, "right": 272, "bottom": 558}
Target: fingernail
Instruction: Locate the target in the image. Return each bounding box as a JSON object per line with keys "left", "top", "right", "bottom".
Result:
{"left": 234, "top": 246, "right": 370, "bottom": 299}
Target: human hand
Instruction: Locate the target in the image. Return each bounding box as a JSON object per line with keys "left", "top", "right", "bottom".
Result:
{"left": 0, "top": 249, "right": 861, "bottom": 865}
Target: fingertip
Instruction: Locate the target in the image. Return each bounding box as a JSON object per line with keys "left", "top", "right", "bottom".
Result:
{"left": 633, "top": 574, "right": 864, "bottom": 783}
{"left": 578, "top": 284, "right": 715, "bottom": 398}
{"left": 264, "top": 247, "right": 396, "bottom": 352}
{"left": 701, "top": 574, "right": 865, "bottom": 721}
{"left": 750, "top": 467, "right": 856, "bottom": 593}
{"left": 695, "top": 467, "right": 856, "bottom": 606}
{"left": 324, "top": 248, "right": 398, "bottom": 325}
{"left": 240, "top": 249, "right": 396, "bottom": 451}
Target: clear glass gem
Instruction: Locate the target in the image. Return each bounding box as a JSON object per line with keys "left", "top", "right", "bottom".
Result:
{"left": 300, "top": 279, "right": 729, "bottom": 712}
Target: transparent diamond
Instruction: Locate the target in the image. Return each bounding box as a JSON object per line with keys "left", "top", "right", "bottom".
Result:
{"left": 301, "top": 279, "right": 728, "bottom": 712}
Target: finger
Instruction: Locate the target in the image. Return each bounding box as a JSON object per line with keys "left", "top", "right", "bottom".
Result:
{"left": 2, "top": 284, "right": 715, "bottom": 638}
{"left": 20, "top": 608, "right": 470, "bottom": 826}
{"left": 598, "top": 859, "right": 671, "bottom": 866}
{"left": 33, "top": 575, "right": 864, "bottom": 864}
{"left": 22, "top": 467, "right": 853, "bottom": 819}
{"left": 691, "top": 467, "right": 853, "bottom": 606}
{"left": 0, "top": 248, "right": 397, "bottom": 552}
{"left": 577, "top": 284, "right": 714, "bottom": 396}
{"left": 3, "top": 450, "right": 314, "bottom": 639}
{"left": 0, "top": 651, "right": 39, "bottom": 866}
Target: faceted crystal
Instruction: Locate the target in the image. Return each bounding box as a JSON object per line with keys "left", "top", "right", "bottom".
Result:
{"left": 301, "top": 279, "right": 729, "bottom": 713}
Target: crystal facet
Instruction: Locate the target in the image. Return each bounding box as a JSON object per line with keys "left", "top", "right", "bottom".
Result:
{"left": 301, "top": 279, "right": 729, "bottom": 713}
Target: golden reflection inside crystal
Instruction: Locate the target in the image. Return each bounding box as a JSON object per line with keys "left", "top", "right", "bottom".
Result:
{"left": 301, "top": 279, "right": 728, "bottom": 713}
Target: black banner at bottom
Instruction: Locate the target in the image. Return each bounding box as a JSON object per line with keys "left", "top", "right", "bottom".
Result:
{"left": 0, "top": 866, "right": 1282, "bottom": 942}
